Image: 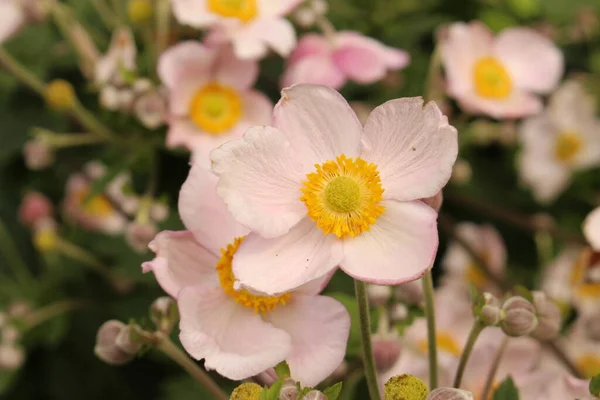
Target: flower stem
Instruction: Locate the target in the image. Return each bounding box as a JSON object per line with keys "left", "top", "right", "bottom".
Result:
{"left": 155, "top": 333, "right": 228, "bottom": 400}
{"left": 422, "top": 270, "right": 438, "bottom": 390}
{"left": 22, "top": 299, "right": 86, "bottom": 329}
{"left": 0, "top": 216, "right": 34, "bottom": 286}
{"left": 480, "top": 336, "right": 509, "bottom": 400}
{"left": 33, "top": 128, "right": 109, "bottom": 148}
{"left": 0, "top": 47, "right": 45, "bottom": 95}
{"left": 70, "top": 100, "right": 120, "bottom": 143}
{"left": 156, "top": 0, "right": 171, "bottom": 57}
{"left": 453, "top": 320, "right": 485, "bottom": 388}
{"left": 354, "top": 279, "right": 381, "bottom": 400}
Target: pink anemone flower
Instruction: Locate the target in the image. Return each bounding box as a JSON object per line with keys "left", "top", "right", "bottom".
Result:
{"left": 142, "top": 162, "right": 350, "bottom": 386}
{"left": 211, "top": 84, "right": 458, "bottom": 295}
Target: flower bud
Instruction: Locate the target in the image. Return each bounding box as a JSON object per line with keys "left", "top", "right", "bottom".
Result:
{"left": 94, "top": 320, "right": 139, "bottom": 365}
{"left": 279, "top": 379, "right": 299, "bottom": 400}
{"left": 230, "top": 382, "right": 263, "bottom": 400}
{"left": 19, "top": 192, "right": 53, "bottom": 227}
{"left": 126, "top": 221, "right": 158, "bottom": 253}
{"left": 134, "top": 91, "right": 167, "bottom": 129}
{"left": 531, "top": 291, "right": 561, "bottom": 340}
{"left": 7, "top": 301, "right": 32, "bottom": 317}
{"left": 45, "top": 80, "right": 76, "bottom": 111}
{"left": 500, "top": 296, "right": 538, "bottom": 337}
{"left": 150, "top": 202, "right": 169, "bottom": 222}
{"left": 23, "top": 139, "right": 54, "bottom": 170}
{"left": 390, "top": 303, "right": 409, "bottom": 322}
{"left": 373, "top": 336, "right": 402, "bottom": 372}
{"left": 32, "top": 218, "right": 58, "bottom": 252}
{"left": 384, "top": 374, "right": 429, "bottom": 400}
{"left": 99, "top": 85, "right": 120, "bottom": 111}
{"left": 293, "top": 7, "right": 317, "bottom": 28}
{"left": 0, "top": 344, "right": 25, "bottom": 370}
{"left": 426, "top": 388, "right": 474, "bottom": 400}
{"left": 479, "top": 292, "right": 501, "bottom": 326}
{"left": 367, "top": 284, "right": 392, "bottom": 307}
{"left": 127, "top": 0, "right": 153, "bottom": 24}
{"left": 150, "top": 296, "right": 178, "bottom": 333}
{"left": 303, "top": 391, "right": 327, "bottom": 400}
{"left": 311, "top": 0, "right": 328, "bottom": 15}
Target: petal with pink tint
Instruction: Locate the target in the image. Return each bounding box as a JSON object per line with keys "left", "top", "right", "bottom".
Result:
{"left": 158, "top": 41, "right": 215, "bottom": 90}
{"left": 171, "top": 0, "right": 217, "bottom": 27}
{"left": 178, "top": 286, "right": 292, "bottom": 380}
{"left": 583, "top": 207, "right": 600, "bottom": 250}
{"left": 211, "top": 126, "right": 308, "bottom": 237}
{"left": 246, "top": 18, "right": 297, "bottom": 57}
{"left": 179, "top": 164, "right": 249, "bottom": 255}
{"left": 266, "top": 296, "right": 350, "bottom": 387}
{"left": 494, "top": 28, "right": 563, "bottom": 94}
{"left": 361, "top": 98, "right": 458, "bottom": 201}
{"left": 214, "top": 46, "right": 259, "bottom": 90}
{"left": 333, "top": 32, "right": 409, "bottom": 84}
{"left": 259, "top": 0, "right": 303, "bottom": 17}
{"left": 439, "top": 22, "right": 494, "bottom": 97}
{"left": 0, "top": 3, "right": 24, "bottom": 44}
{"left": 166, "top": 119, "right": 245, "bottom": 151}
{"left": 274, "top": 85, "right": 362, "bottom": 164}
{"left": 341, "top": 200, "right": 438, "bottom": 284}
{"left": 458, "top": 89, "right": 542, "bottom": 119}
{"left": 281, "top": 55, "right": 346, "bottom": 89}
{"left": 142, "top": 231, "right": 219, "bottom": 298}
{"left": 288, "top": 34, "right": 330, "bottom": 65}
{"left": 241, "top": 90, "right": 273, "bottom": 125}
{"left": 518, "top": 151, "right": 571, "bottom": 204}
{"left": 232, "top": 217, "right": 343, "bottom": 295}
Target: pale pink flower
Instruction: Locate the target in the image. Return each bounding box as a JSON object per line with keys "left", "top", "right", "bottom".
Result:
{"left": 18, "top": 192, "right": 53, "bottom": 227}
{"left": 211, "top": 84, "right": 457, "bottom": 294}
{"left": 518, "top": 80, "right": 600, "bottom": 203}
{"left": 23, "top": 139, "right": 54, "bottom": 170}
{"left": 441, "top": 222, "right": 506, "bottom": 293}
{"left": 516, "top": 370, "right": 592, "bottom": 400}
{"left": 559, "top": 313, "right": 600, "bottom": 380}
{"left": 439, "top": 21, "right": 563, "bottom": 119}
{"left": 142, "top": 163, "right": 350, "bottom": 386}
{"left": 282, "top": 32, "right": 410, "bottom": 89}
{"left": 63, "top": 173, "right": 127, "bottom": 235}
{"left": 158, "top": 41, "right": 272, "bottom": 153}
{"left": 584, "top": 207, "right": 600, "bottom": 251}
{"left": 171, "top": 0, "right": 301, "bottom": 60}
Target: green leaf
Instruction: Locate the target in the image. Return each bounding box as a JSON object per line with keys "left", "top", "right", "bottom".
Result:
{"left": 493, "top": 377, "right": 520, "bottom": 400}
{"left": 590, "top": 374, "right": 600, "bottom": 396}
{"left": 323, "top": 382, "right": 343, "bottom": 400}
{"left": 274, "top": 361, "right": 291, "bottom": 380}
{"left": 263, "top": 379, "right": 284, "bottom": 400}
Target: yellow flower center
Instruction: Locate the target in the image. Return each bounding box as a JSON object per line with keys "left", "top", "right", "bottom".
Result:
{"left": 570, "top": 250, "right": 600, "bottom": 298}
{"left": 466, "top": 251, "right": 491, "bottom": 289}
{"left": 553, "top": 131, "right": 583, "bottom": 164}
{"left": 189, "top": 83, "right": 242, "bottom": 135}
{"left": 300, "top": 155, "right": 385, "bottom": 239}
{"left": 577, "top": 354, "right": 600, "bottom": 379}
{"left": 217, "top": 237, "right": 291, "bottom": 314}
{"left": 74, "top": 189, "right": 115, "bottom": 217}
{"left": 384, "top": 374, "right": 429, "bottom": 400}
{"left": 473, "top": 57, "right": 512, "bottom": 99}
{"left": 207, "top": 0, "right": 257, "bottom": 22}
{"left": 418, "top": 331, "right": 462, "bottom": 357}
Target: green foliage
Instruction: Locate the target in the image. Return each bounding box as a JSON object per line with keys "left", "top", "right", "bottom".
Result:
{"left": 259, "top": 379, "right": 284, "bottom": 400}
{"left": 590, "top": 374, "right": 600, "bottom": 397}
{"left": 323, "top": 382, "right": 343, "bottom": 400}
{"left": 493, "top": 377, "right": 520, "bottom": 400}
{"left": 274, "top": 361, "right": 291, "bottom": 380}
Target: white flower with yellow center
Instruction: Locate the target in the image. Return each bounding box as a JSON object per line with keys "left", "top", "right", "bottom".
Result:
{"left": 439, "top": 21, "right": 563, "bottom": 119}
{"left": 518, "top": 80, "right": 600, "bottom": 204}
{"left": 171, "top": 0, "right": 302, "bottom": 59}
{"left": 158, "top": 41, "right": 272, "bottom": 154}
{"left": 210, "top": 84, "right": 458, "bottom": 295}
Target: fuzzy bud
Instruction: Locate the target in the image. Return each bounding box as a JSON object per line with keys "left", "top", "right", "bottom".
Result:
{"left": 373, "top": 336, "right": 402, "bottom": 372}
{"left": 230, "top": 382, "right": 263, "bottom": 400}
{"left": 99, "top": 86, "right": 120, "bottom": 111}
{"left": 0, "top": 344, "right": 25, "bottom": 370}
{"left": 150, "top": 296, "right": 178, "bottom": 333}
{"left": 384, "top": 374, "right": 429, "bottom": 400}
{"left": 94, "top": 320, "right": 140, "bottom": 365}
{"left": 367, "top": 284, "right": 392, "bottom": 307}
{"left": 126, "top": 221, "right": 158, "bottom": 254}
{"left": 19, "top": 192, "right": 53, "bottom": 227}
{"left": 426, "top": 388, "right": 474, "bottom": 400}
{"left": 45, "top": 80, "right": 76, "bottom": 111}
{"left": 279, "top": 379, "right": 299, "bottom": 400}
{"left": 530, "top": 291, "right": 561, "bottom": 340}
{"left": 479, "top": 293, "right": 501, "bottom": 326}
{"left": 303, "top": 391, "right": 327, "bottom": 400}
{"left": 23, "top": 139, "right": 54, "bottom": 170}
{"left": 293, "top": 7, "right": 317, "bottom": 28}
{"left": 500, "top": 296, "right": 538, "bottom": 337}
{"left": 127, "top": 0, "right": 153, "bottom": 24}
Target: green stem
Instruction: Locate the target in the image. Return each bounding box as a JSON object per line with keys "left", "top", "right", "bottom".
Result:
{"left": 453, "top": 320, "right": 485, "bottom": 388}
{"left": 70, "top": 100, "right": 119, "bottom": 142}
{"left": 0, "top": 47, "right": 45, "bottom": 95}
{"left": 480, "top": 336, "right": 508, "bottom": 400}
{"left": 22, "top": 299, "right": 86, "bottom": 329}
{"left": 422, "top": 270, "right": 438, "bottom": 390}
{"left": 354, "top": 279, "right": 381, "bottom": 400}
{"left": 0, "top": 217, "right": 34, "bottom": 286}
{"left": 155, "top": 333, "right": 228, "bottom": 400}
{"left": 155, "top": 0, "right": 171, "bottom": 57}
{"left": 33, "top": 129, "right": 109, "bottom": 148}
{"left": 424, "top": 46, "right": 442, "bottom": 102}
{"left": 339, "top": 369, "right": 365, "bottom": 400}
{"left": 91, "top": 0, "right": 118, "bottom": 28}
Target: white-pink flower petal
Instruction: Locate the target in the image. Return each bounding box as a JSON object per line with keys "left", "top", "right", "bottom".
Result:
{"left": 583, "top": 207, "right": 600, "bottom": 251}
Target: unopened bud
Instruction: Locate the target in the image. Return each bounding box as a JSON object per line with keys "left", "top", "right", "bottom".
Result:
{"left": 134, "top": 91, "right": 167, "bottom": 129}
{"left": 311, "top": 0, "right": 328, "bottom": 15}
{"left": 303, "top": 390, "right": 327, "bottom": 400}
{"left": 500, "top": 296, "right": 538, "bottom": 337}
{"left": 150, "top": 202, "right": 169, "bottom": 222}
{"left": 279, "top": 379, "right": 299, "bottom": 400}
{"left": 373, "top": 336, "right": 402, "bottom": 372}
{"left": 19, "top": 192, "right": 53, "bottom": 227}
{"left": 127, "top": 0, "right": 153, "bottom": 24}
{"left": 479, "top": 293, "right": 501, "bottom": 326}
{"left": 94, "top": 320, "right": 139, "bottom": 365}
{"left": 367, "top": 284, "right": 392, "bottom": 307}
{"left": 384, "top": 374, "right": 429, "bottom": 400}
{"left": 0, "top": 344, "right": 25, "bottom": 370}
{"left": 150, "top": 296, "right": 178, "bottom": 333}
{"left": 23, "top": 139, "right": 54, "bottom": 170}
{"left": 45, "top": 80, "right": 76, "bottom": 111}
{"left": 530, "top": 291, "right": 561, "bottom": 340}
{"left": 426, "top": 388, "right": 474, "bottom": 400}
{"left": 294, "top": 7, "right": 317, "bottom": 28}
{"left": 32, "top": 218, "right": 58, "bottom": 252}
{"left": 99, "top": 85, "right": 120, "bottom": 111}
{"left": 230, "top": 382, "right": 263, "bottom": 400}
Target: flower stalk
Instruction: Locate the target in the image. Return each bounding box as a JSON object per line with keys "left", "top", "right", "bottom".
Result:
{"left": 453, "top": 320, "right": 485, "bottom": 388}
{"left": 0, "top": 46, "right": 45, "bottom": 95}
{"left": 422, "top": 269, "right": 439, "bottom": 390}
{"left": 479, "top": 336, "right": 509, "bottom": 400}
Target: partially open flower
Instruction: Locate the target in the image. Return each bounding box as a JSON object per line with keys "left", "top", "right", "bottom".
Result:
{"left": 500, "top": 296, "right": 538, "bottom": 337}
